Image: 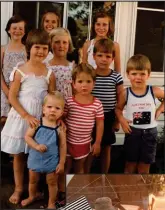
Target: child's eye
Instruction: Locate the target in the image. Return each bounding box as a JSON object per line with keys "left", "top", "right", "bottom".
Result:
{"left": 78, "top": 80, "right": 82, "bottom": 83}
{"left": 103, "top": 23, "right": 108, "bottom": 27}
{"left": 47, "top": 106, "right": 52, "bottom": 108}
{"left": 87, "top": 80, "right": 92, "bottom": 83}
{"left": 56, "top": 107, "right": 60, "bottom": 110}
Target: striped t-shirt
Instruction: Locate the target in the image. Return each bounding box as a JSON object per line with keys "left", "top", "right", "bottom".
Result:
{"left": 92, "top": 70, "right": 123, "bottom": 112}
{"left": 64, "top": 96, "right": 104, "bottom": 145}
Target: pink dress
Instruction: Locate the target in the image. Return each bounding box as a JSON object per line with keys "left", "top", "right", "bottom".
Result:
{"left": 1, "top": 45, "right": 27, "bottom": 117}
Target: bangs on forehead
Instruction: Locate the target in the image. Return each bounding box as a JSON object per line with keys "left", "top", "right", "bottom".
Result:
{"left": 127, "top": 59, "right": 151, "bottom": 71}
{"left": 32, "top": 36, "right": 50, "bottom": 46}
{"left": 97, "top": 46, "right": 113, "bottom": 53}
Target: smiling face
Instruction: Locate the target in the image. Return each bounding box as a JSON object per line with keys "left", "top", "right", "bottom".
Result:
{"left": 43, "top": 12, "right": 58, "bottom": 34}
{"left": 51, "top": 34, "right": 69, "bottom": 57}
{"left": 73, "top": 72, "right": 95, "bottom": 95}
{"left": 43, "top": 97, "right": 64, "bottom": 121}
{"left": 94, "top": 17, "right": 109, "bottom": 38}
{"left": 127, "top": 69, "right": 150, "bottom": 88}
{"left": 8, "top": 21, "right": 25, "bottom": 41}
{"left": 30, "top": 44, "right": 49, "bottom": 62}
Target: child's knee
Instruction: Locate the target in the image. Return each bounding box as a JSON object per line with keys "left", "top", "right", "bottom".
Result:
{"left": 46, "top": 174, "right": 58, "bottom": 186}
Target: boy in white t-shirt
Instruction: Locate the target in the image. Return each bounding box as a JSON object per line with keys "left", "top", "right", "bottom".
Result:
{"left": 115, "top": 54, "right": 164, "bottom": 174}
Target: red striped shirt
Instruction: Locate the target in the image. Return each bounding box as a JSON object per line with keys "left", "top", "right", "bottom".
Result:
{"left": 64, "top": 96, "right": 104, "bottom": 144}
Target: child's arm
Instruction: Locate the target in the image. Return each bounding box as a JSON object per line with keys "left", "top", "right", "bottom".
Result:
{"left": 153, "top": 86, "right": 165, "bottom": 120}
{"left": 48, "top": 72, "right": 56, "bottom": 93}
{"left": 113, "top": 83, "right": 124, "bottom": 131}
{"left": 1, "top": 46, "right": 9, "bottom": 97}
{"left": 82, "top": 40, "right": 90, "bottom": 63}
{"left": 25, "top": 126, "right": 47, "bottom": 152}
{"left": 115, "top": 89, "right": 132, "bottom": 133}
{"left": 92, "top": 118, "right": 104, "bottom": 156}
{"left": 114, "top": 42, "right": 121, "bottom": 73}
{"left": 9, "top": 71, "right": 39, "bottom": 127}
{"left": 56, "top": 126, "right": 66, "bottom": 174}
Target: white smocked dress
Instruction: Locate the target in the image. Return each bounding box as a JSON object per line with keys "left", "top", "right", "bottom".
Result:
{"left": 87, "top": 39, "right": 114, "bottom": 70}
{"left": 46, "top": 63, "right": 73, "bottom": 101}
{"left": 1, "top": 45, "right": 27, "bottom": 117}
{"left": 1, "top": 62, "right": 52, "bottom": 154}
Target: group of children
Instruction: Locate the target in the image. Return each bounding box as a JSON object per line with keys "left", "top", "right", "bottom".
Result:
{"left": 1, "top": 10, "right": 164, "bottom": 209}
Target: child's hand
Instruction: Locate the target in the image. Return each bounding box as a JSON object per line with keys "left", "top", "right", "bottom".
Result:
{"left": 155, "top": 108, "right": 163, "bottom": 120}
{"left": 91, "top": 142, "right": 101, "bottom": 156}
{"left": 56, "top": 163, "right": 64, "bottom": 174}
{"left": 36, "top": 144, "right": 47, "bottom": 153}
{"left": 112, "top": 121, "right": 120, "bottom": 132}
{"left": 120, "top": 117, "right": 132, "bottom": 134}
{"left": 24, "top": 114, "right": 39, "bottom": 128}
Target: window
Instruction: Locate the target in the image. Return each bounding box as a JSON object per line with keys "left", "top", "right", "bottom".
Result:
{"left": 13, "top": 2, "right": 64, "bottom": 32}
{"left": 134, "top": 2, "right": 165, "bottom": 73}
{"left": 67, "top": 2, "right": 90, "bottom": 49}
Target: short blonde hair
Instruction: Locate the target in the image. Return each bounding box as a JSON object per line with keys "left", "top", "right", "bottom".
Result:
{"left": 49, "top": 27, "right": 74, "bottom": 53}
{"left": 43, "top": 91, "right": 65, "bottom": 109}
{"left": 126, "top": 54, "right": 151, "bottom": 74}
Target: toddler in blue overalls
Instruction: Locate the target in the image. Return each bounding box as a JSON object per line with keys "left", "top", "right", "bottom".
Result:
{"left": 21, "top": 92, "right": 66, "bottom": 209}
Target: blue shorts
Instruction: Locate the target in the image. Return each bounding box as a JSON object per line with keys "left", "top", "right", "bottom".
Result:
{"left": 124, "top": 127, "right": 157, "bottom": 164}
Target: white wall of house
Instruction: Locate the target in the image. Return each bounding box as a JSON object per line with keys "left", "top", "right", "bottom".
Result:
{"left": 1, "top": 2, "right": 164, "bottom": 145}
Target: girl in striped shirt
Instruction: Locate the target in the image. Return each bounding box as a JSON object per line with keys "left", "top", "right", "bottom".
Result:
{"left": 64, "top": 63, "right": 104, "bottom": 173}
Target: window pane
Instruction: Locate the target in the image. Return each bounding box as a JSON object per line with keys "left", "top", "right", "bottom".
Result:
{"left": 13, "top": 2, "right": 37, "bottom": 31}
{"left": 92, "top": 2, "right": 116, "bottom": 40}
{"left": 138, "top": 2, "right": 165, "bottom": 10}
{"left": 39, "top": 2, "right": 64, "bottom": 28}
{"left": 134, "top": 10, "right": 164, "bottom": 72}
{"left": 67, "top": 2, "right": 90, "bottom": 49}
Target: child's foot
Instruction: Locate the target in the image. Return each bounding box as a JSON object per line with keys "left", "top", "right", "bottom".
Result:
{"left": 9, "top": 190, "right": 23, "bottom": 204}
{"left": 21, "top": 192, "right": 44, "bottom": 207}
{"left": 47, "top": 203, "right": 56, "bottom": 209}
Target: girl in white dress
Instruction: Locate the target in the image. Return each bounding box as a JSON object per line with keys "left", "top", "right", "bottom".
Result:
{"left": 1, "top": 29, "right": 55, "bottom": 205}
{"left": 1, "top": 15, "right": 27, "bottom": 126}
{"left": 82, "top": 11, "right": 121, "bottom": 73}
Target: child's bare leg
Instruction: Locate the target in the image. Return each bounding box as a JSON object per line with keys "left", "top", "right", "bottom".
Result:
{"left": 137, "top": 163, "right": 150, "bottom": 174}
{"left": 84, "top": 153, "right": 93, "bottom": 173}
{"left": 124, "top": 162, "right": 137, "bottom": 173}
{"left": 100, "top": 145, "right": 111, "bottom": 173}
{"left": 58, "top": 173, "right": 66, "bottom": 205}
{"left": 74, "top": 157, "right": 86, "bottom": 174}
{"left": 65, "top": 156, "right": 73, "bottom": 173}
{"left": 46, "top": 172, "right": 58, "bottom": 209}
{"left": 9, "top": 153, "right": 24, "bottom": 204}
{"left": 21, "top": 170, "right": 42, "bottom": 206}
